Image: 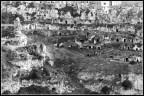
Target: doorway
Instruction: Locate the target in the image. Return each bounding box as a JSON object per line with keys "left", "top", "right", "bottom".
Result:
{"left": 125, "top": 58, "right": 129, "bottom": 62}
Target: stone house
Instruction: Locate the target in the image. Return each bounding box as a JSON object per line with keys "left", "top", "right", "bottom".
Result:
{"left": 63, "top": 41, "right": 78, "bottom": 48}
{"left": 120, "top": 44, "right": 126, "bottom": 50}
{"left": 76, "top": 19, "right": 82, "bottom": 25}
{"left": 84, "top": 20, "right": 91, "bottom": 24}
{"left": 93, "top": 35, "right": 102, "bottom": 44}
{"left": 80, "top": 12, "right": 86, "bottom": 20}
{"left": 50, "top": 31, "right": 57, "bottom": 36}
{"left": 9, "top": 7, "right": 17, "bottom": 14}
{"left": 131, "top": 56, "right": 143, "bottom": 62}
{"left": 23, "top": 13, "right": 31, "bottom": 21}
{"left": 99, "top": 26, "right": 109, "bottom": 32}
{"left": 114, "top": 36, "right": 123, "bottom": 43}
{"left": 50, "top": 9, "right": 59, "bottom": 19}
{"left": 48, "top": 24, "right": 58, "bottom": 30}
{"left": 80, "top": 26, "right": 87, "bottom": 31}
{"left": 58, "top": 19, "right": 65, "bottom": 24}
{"left": 110, "top": 25, "right": 117, "bottom": 32}
{"left": 133, "top": 44, "right": 142, "bottom": 51}
{"left": 30, "top": 24, "right": 36, "bottom": 30}
{"left": 87, "top": 11, "right": 95, "bottom": 21}
{"left": 87, "top": 27, "right": 94, "bottom": 31}
{"left": 22, "top": 24, "right": 31, "bottom": 30}
{"left": 67, "top": 26, "right": 75, "bottom": 31}
{"left": 66, "top": 19, "right": 74, "bottom": 25}
{"left": 56, "top": 31, "right": 66, "bottom": 36}
{"left": 125, "top": 36, "right": 134, "bottom": 43}
{"left": 113, "top": 56, "right": 125, "bottom": 61}
{"left": 121, "top": 37, "right": 127, "bottom": 43}
{"left": 133, "top": 36, "right": 143, "bottom": 44}
{"left": 44, "top": 24, "right": 49, "bottom": 30}
{"left": 64, "top": 11, "right": 72, "bottom": 19}
{"left": 136, "top": 30, "right": 143, "bottom": 37}
{"left": 103, "top": 35, "right": 111, "bottom": 44}
{"left": 124, "top": 43, "right": 134, "bottom": 50}
{"left": 127, "top": 25, "right": 135, "bottom": 33}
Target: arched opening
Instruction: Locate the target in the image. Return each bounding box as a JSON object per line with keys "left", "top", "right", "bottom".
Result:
{"left": 60, "top": 19, "right": 63, "bottom": 22}
{"left": 87, "top": 54, "right": 90, "bottom": 57}
{"left": 71, "top": 24, "right": 74, "bottom": 28}
{"left": 97, "top": 39, "right": 100, "bottom": 42}
{"left": 97, "top": 46, "right": 101, "bottom": 50}
{"left": 65, "top": 20, "right": 67, "bottom": 24}
{"left": 127, "top": 47, "right": 130, "bottom": 50}
{"left": 109, "top": 56, "right": 113, "bottom": 58}
{"left": 80, "top": 40, "right": 84, "bottom": 43}
{"left": 74, "top": 21, "right": 76, "bottom": 25}
{"left": 116, "top": 28, "right": 118, "bottom": 32}
{"left": 52, "top": 87, "right": 56, "bottom": 92}
{"left": 86, "top": 32, "right": 90, "bottom": 37}
{"left": 68, "top": 45, "right": 72, "bottom": 48}
{"left": 124, "top": 39, "right": 126, "bottom": 42}
{"left": 125, "top": 58, "right": 129, "bottom": 62}
{"left": 121, "top": 46, "right": 124, "bottom": 50}
{"left": 119, "top": 74, "right": 121, "bottom": 78}
{"left": 58, "top": 32, "right": 61, "bottom": 36}
{"left": 116, "top": 38, "right": 119, "bottom": 42}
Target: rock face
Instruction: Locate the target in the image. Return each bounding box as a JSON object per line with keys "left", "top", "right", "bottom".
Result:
{"left": 2, "top": 18, "right": 27, "bottom": 49}
{"left": 1, "top": 18, "right": 56, "bottom": 94}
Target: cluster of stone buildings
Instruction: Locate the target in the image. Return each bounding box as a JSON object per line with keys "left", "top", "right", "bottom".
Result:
{"left": 2, "top": 1, "right": 142, "bottom": 32}
{"left": 2, "top": 1, "right": 143, "bottom": 63}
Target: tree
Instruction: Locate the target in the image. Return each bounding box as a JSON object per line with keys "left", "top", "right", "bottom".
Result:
{"left": 85, "top": 8, "right": 90, "bottom": 16}
{"left": 2, "top": 12, "right": 13, "bottom": 24}
{"left": 27, "top": 2, "right": 35, "bottom": 8}
{"left": 129, "top": 61, "right": 137, "bottom": 65}
{"left": 12, "top": 1, "right": 21, "bottom": 7}
{"left": 2, "top": 90, "right": 11, "bottom": 94}
{"left": 121, "top": 80, "right": 133, "bottom": 90}
{"left": 31, "top": 12, "right": 37, "bottom": 21}
{"left": 137, "top": 10, "right": 143, "bottom": 19}
{"left": 101, "top": 86, "right": 111, "bottom": 94}
{"left": 17, "top": 85, "right": 50, "bottom": 94}
{"left": 125, "top": 8, "right": 136, "bottom": 23}
{"left": 14, "top": 14, "right": 24, "bottom": 22}
{"left": 42, "top": 3, "right": 54, "bottom": 10}
{"left": 58, "top": 5, "right": 80, "bottom": 18}
{"left": 2, "top": 11, "right": 24, "bottom": 24}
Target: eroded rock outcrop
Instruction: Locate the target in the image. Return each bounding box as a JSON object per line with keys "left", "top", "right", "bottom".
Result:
{"left": 1, "top": 18, "right": 56, "bottom": 94}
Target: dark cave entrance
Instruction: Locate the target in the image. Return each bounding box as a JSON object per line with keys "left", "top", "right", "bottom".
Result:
{"left": 97, "top": 47, "right": 101, "bottom": 50}
{"left": 125, "top": 58, "right": 129, "bottom": 62}
{"left": 116, "top": 38, "right": 119, "bottom": 42}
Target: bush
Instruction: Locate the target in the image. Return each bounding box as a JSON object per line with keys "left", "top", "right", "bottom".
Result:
{"left": 121, "top": 80, "right": 133, "bottom": 90}
{"left": 27, "top": 2, "right": 35, "bottom": 8}
{"left": 6, "top": 50, "right": 29, "bottom": 61}
{"left": 17, "top": 85, "right": 50, "bottom": 94}
{"left": 129, "top": 61, "right": 137, "bottom": 65}
{"left": 101, "top": 86, "right": 111, "bottom": 94}
{"left": 21, "top": 68, "right": 43, "bottom": 81}
{"left": 84, "top": 88, "right": 99, "bottom": 94}
{"left": 2, "top": 29, "right": 15, "bottom": 38}
{"left": 2, "top": 90, "right": 11, "bottom": 94}
{"left": 2, "top": 12, "right": 24, "bottom": 24}
{"left": 54, "top": 57, "right": 85, "bottom": 83}
{"left": 135, "top": 43, "right": 142, "bottom": 47}
{"left": 12, "top": 1, "right": 21, "bottom": 7}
